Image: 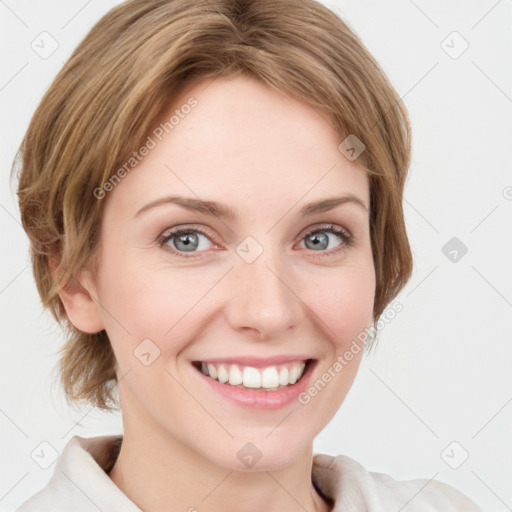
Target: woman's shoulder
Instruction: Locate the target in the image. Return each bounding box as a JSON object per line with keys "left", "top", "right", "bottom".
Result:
{"left": 15, "top": 435, "right": 139, "bottom": 512}
{"left": 312, "top": 453, "right": 483, "bottom": 511}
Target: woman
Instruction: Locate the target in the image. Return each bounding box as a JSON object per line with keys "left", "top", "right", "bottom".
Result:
{"left": 14, "top": 0, "right": 482, "bottom": 510}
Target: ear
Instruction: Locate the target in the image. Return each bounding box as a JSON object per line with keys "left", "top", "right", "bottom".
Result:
{"left": 50, "top": 256, "right": 105, "bottom": 334}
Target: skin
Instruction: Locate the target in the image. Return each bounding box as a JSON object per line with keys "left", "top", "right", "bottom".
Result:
{"left": 59, "top": 75, "right": 375, "bottom": 512}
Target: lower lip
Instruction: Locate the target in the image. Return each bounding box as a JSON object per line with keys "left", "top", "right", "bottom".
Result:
{"left": 193, "top": 360, "right": 316, "bottom": 410}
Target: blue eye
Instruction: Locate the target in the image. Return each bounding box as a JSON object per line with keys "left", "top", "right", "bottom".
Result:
{"left": 299, "top": 224, "right": 354, "bottom": 257}
{"left": 157, "top": 223, "right": 354, "bottom": 259}
{"left": 158, "top": 226, "right": 213, "bottom": 257}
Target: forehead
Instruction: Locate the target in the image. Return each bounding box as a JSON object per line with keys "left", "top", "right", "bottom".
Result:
{"left": 106, "top": 75, "right": 369, "bottom": 219}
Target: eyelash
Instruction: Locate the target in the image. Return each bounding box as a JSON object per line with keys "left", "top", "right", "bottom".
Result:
{"left": 157, "top": 223, "right": 355, "bottom": 259}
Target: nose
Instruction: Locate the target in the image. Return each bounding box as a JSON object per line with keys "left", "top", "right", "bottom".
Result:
{"left": 224, "top": 245, "right": 304, "bottom": 340}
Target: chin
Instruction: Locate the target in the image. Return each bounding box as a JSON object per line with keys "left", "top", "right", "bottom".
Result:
{"left": 207, "top": 435, "right": 310, "bottom": 473}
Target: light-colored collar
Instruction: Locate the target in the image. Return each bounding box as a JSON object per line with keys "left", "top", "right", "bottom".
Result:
{"left": 49, "top": 435, "right": 342, "bottom": 511}
{"left": 50, "top": 434, "right": 141, "bottom": 511}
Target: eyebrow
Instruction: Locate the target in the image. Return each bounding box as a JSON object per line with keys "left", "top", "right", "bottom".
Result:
{"left": 134, "top": 194, "right": 369, "bottom": 220}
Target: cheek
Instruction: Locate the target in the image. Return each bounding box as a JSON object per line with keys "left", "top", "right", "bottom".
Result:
{"left": 301, "top": 263, "right": 375, "bottom": 349}
{"left": 106, "top": 274, "right": 187, "bottom": 335}
{"left": 98, "top": 257, "right": 216, "bottom": 359}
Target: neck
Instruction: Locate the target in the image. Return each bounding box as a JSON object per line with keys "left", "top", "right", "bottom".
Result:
{"left": 108, "top": 416, "right": 332, "bottom": 512}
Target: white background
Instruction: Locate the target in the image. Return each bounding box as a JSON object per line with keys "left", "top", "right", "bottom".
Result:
{"left": 1, "top": 1, "right": 511, "bottom": 511}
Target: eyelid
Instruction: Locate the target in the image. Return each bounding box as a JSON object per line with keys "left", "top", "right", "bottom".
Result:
{"left": 159, "top": 223, "right": 217, "bottom": 240}
{"left": 296, "top": 222, "right": 352, "bottom": 242}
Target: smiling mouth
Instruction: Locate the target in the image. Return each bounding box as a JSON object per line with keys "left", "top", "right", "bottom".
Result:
{"left": 192, "top": 359, "right": 314, "bottom": 391}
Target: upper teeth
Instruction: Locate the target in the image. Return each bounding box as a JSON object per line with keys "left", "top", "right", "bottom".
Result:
{"left": 200, "top": 361, "right": 307, "bottom": 389}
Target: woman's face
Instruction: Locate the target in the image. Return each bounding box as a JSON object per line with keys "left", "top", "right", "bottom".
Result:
{"left": 86, "top": 75, "right": 375, "bottom": 470}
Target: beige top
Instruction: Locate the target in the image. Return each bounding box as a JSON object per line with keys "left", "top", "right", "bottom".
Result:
{"left": 16, "top": 435, "right": 482, "bottom": 511}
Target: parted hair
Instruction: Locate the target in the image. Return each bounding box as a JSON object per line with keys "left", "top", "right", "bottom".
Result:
{"left": 14, "top": 0, "right": 413, "bottom": 410}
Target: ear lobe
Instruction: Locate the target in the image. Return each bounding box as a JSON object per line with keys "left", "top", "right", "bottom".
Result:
{"left": 57, "top": 267, "right": 105, "bottom": 334}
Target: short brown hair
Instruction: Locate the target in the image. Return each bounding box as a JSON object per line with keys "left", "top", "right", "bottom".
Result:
{"left": 13, "top": 0, "right": 413, "bottom": 411}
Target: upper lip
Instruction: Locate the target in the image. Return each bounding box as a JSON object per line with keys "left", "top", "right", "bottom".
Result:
{"left": 192, "top": 355, "right": 314, "bottom": 368}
